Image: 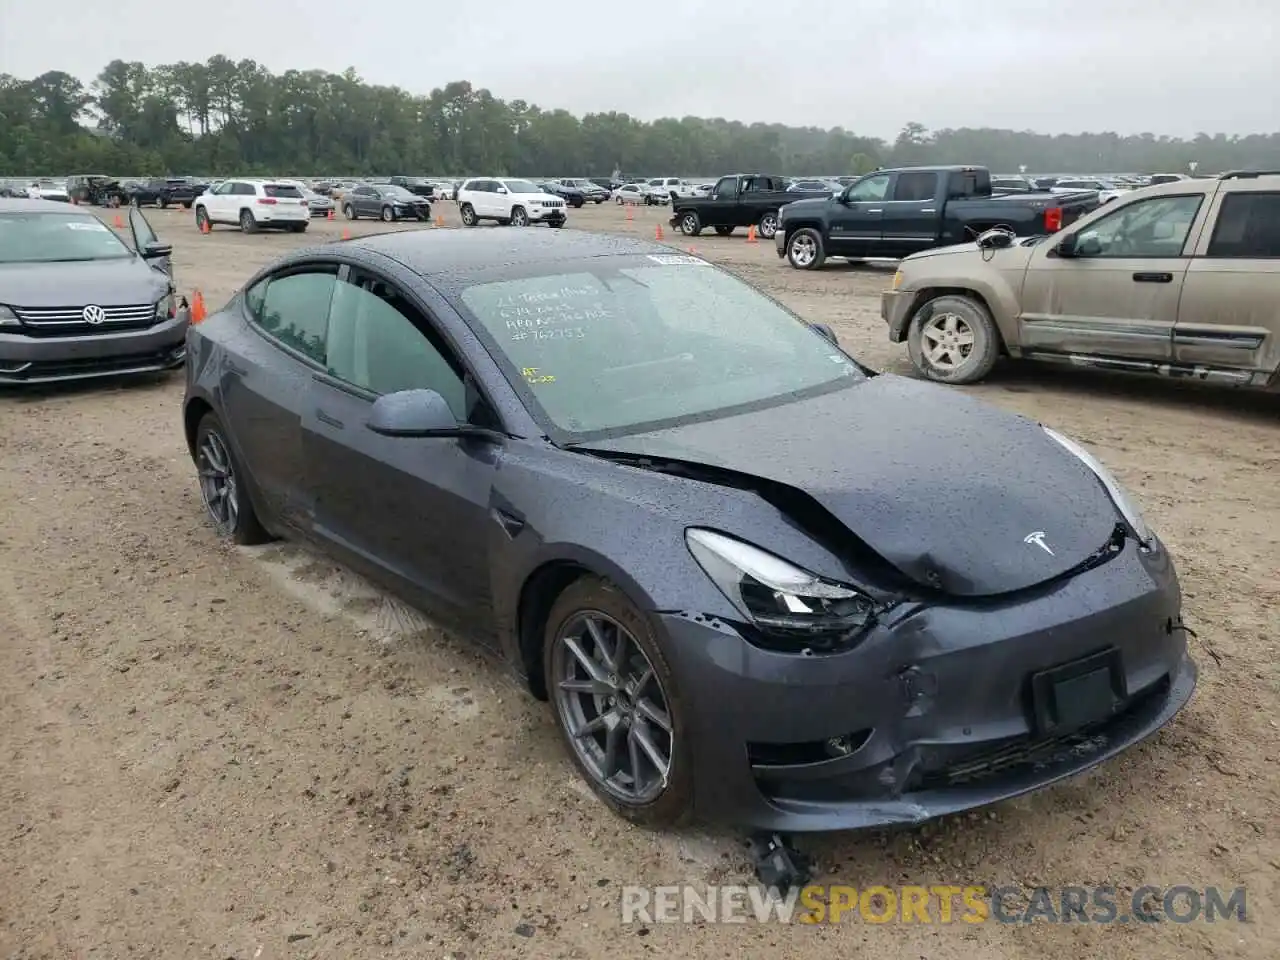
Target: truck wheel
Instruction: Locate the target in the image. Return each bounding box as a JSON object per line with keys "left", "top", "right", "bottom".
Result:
{"left": 786, "top": 228, "right": 825, "bottom": 269}
{"left": 906, "top": 295, "right": 1001, "bottom": 385}
{"left": 679, "top": 211, "right": 701, "bottom": 236}
{"left": 757, "top": 211, "right": 779, "bottom": 240}
{"left": 714, "top": 226, "right": 734, "bottom": 236}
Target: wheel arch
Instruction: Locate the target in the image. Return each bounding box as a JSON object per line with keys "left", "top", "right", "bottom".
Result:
{"left": 513, "top": 553, "right": 661, "bottom": 701}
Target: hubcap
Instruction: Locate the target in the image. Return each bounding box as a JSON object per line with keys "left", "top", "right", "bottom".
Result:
{"left": 921, "top": 312, "right": 976, "bottom": 371}
{"left": 791, "top": 234, "right": 816, "bottom": 266}
{"left": 552, "top": 612, "right": 673, "bottom": 804}
{"left": 514, "top": 211, "right": 527, "bottom": 225}
{"left": 682, "top": 215, "right": 696, "bottom": 233}
{"left": 197, "top": 430, "right": 239, "bottom": 533}
{"left": 760, "top": 215, "right": 777, "bottom": 237}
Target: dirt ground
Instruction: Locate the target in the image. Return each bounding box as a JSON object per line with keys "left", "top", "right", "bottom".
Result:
{"left": 1, "top": 200, "right": 1277, "bottom": 960}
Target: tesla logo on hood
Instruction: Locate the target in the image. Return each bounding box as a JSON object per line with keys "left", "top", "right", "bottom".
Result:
{"left": 1023, "top": 531, "right": 1054, "bottom": 555}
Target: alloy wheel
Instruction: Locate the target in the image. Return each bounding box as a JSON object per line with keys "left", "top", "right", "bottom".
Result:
{"left": 920, "top": 312, "right": 975, "bottom": 373}
{"left": 790, "top": 233, "right": 817, "bottom": 266}
{"left": 197, "top": 429, "right": 239, "bottom": 535}
{"left": 551, "top": 611, "right": 673, "bottom": 804}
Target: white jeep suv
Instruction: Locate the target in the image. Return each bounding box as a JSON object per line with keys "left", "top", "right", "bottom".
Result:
{"left": 455, "top": 178, "right": 566, "bottom": 228}
{"left": 194, "top": 178, "right": 311, "bottom": 233}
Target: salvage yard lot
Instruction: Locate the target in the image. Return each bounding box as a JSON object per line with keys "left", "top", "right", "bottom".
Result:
{"left": 1, "top": 201, "right": 1277, "bottom": 960}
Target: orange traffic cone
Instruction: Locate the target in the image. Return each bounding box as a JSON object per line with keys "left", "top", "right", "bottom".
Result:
{"left": 341, "top": 229, "right": 351, "bottom": 241}
{"left": 191, "top": 290, "right": 207, "bottom": 324}
{"left": 746, "top": 225, "right": 758, "bottom": 243}
{"left": 435, "top": 214, "right": 445, "bottom": 227}
{"left": 625, "top": 205, "right": 634, "bottom": 221}
{"left": 113, "top": 213, "right": 124, "bottom": 229}
{"left": 200, "top": 217, "right": 211, "bottom": 235}
{"left": 655, "top": 224, "right": 664, "bottom": 241}
{"left": 326, "top": 208, "right": 335, "bottom": 221}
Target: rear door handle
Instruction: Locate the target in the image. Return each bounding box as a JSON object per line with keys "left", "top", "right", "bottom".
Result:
{"left": 1132, "top": 272, "right": 1173, "bottom": 283}
{"left": 315, "top": 409, "right": 344, "bottom": 429}
{"left": 867, "top": 209, "right": 883, "bottom": 214}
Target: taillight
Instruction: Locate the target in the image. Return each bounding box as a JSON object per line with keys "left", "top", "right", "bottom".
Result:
{"left": 1044, "top": 207, "right": 1063, "bottom": 231}
{"left": 257, "top": 197, "right": 278, "bottom": 205}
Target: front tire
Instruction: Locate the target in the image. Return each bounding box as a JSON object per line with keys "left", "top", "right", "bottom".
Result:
{"left": 460, "top": 203, "right": 477, "bottom": 226}
{"left": 195, "top": 413, "right": 271, "bottom": 545}
{"left": 906, "top": 295, "right": 1002, "bottom": 384}
{"left": 786, "top": 228, "right": 825, "bottom": 269}
{"left": 510, "top": 206, "right": 529, "bottom": 227}
{"left": 381, "top": 205, "right": 396, "bottom": 222}
{"left": 757, "top": 211, "right": 779, "bottom": 240}
{"left": 544, "top": 577, "right": 691, "bottom": 828}
{"left": 679, "top": 211, "right": 701, "bottom": 236}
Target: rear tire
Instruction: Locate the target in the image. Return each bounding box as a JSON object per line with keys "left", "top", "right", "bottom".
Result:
{"left": 344, "top": 204, "right": 356, "bottom": 220}
{"left": 195, "top": 413, "right": 272, "bottom": 546}
{"left": 239, "top": 209, "right": 257, "bottom": 234}
{"left": 906, "top": 294, "right": 1002, "bottom": 385}
{"left": 757, "top": 211, "right": 779, "bottom": 240}
{"left": 460, "top": 203, "right": 477, "bottom": 226}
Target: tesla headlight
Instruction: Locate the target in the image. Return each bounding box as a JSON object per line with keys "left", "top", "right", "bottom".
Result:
{"left": 1043, "top": 426, "right": 1152, "bottom": 545}
{"left": 0, "top": 305, "right": 18, "bottom": 327}
{"left": 685, "top": 528, "right": 879, "bottom": 650}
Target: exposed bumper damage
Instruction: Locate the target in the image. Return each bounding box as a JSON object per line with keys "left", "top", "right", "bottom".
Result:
{"left": 652, "top": 538, "right": 1195, "bottom": 833}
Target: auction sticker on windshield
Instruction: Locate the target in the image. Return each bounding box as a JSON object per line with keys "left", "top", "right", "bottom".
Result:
{"left": 66, "top": 221, "right": 111, "bottom": 231}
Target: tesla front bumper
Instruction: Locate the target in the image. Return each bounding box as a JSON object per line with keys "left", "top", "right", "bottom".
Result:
{"left": 656, "top": 538, "right": 1196, "bottom": 832}
{"left": 0, "top": 313, "right": 189, "bottom": 384}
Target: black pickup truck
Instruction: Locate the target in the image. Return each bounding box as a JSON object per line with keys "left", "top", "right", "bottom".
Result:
{"left": 668, "top": 174, "right": 830, "bottom": 240}
{"left": 775, "top": 165, "right": 1100, "bottom": 269}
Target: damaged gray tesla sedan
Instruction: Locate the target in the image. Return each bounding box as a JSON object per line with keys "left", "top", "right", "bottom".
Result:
{"left": 182, "top": 229, "right": 1196, "bottom": 833}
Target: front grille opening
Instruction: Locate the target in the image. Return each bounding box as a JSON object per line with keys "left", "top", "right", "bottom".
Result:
{"left": 748, "top": 729, "right": 873, "bottom": 768}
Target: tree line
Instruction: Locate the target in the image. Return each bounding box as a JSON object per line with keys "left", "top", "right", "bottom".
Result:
{"left": 3, "top": 59, "right": 1279, "bottom": 178}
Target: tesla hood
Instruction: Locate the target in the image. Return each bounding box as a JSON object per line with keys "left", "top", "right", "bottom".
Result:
{"left": 581, "top": 374, "right": 1121, "bottom": 597}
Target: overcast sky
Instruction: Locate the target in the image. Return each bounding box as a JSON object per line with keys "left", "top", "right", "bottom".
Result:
{"left": 1, "top": 0, "right": 1275, "bottom": 139}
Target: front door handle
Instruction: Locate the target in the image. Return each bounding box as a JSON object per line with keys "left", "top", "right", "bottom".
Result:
{"left": 315, "top": 409, "right": 344, "bottom": 428}
{"left": 866, "top": 208, "right": 883, "bottom": 214}
{"left": 1132, "top": 272, "right": 1173, "bottom": 283}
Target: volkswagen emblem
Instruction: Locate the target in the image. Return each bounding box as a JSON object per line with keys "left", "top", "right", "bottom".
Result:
{"left": 82, "top": 304, "right": 106, "bottom": 325}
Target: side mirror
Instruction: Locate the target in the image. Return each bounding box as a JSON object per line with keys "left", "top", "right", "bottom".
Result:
{"left": 496, "top": 187, "right": 508, "bottom": 194}
{"left": 367, "top": 389, "right": 459, "bottom": 438}
{"left": 810, "top": 322, "right": 838, "bottom": 345}
{"left": 1076, "top": 234, "right": 1103, "bottom": 257}
{"left": 1055, "top": 234, "right": 1078, "bottom": 257}
{"left": 142, "top": 241, "right": 172, "bottom": 258}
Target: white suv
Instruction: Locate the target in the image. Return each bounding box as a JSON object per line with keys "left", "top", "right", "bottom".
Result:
{"left": 648, "top": 177, "right": 696, "bottom": 203}
{"left": 456, "top": 178, "right": 567, "bottom": 228}
{"left": 194, "top": 178, "right": 310, "bottom": 233}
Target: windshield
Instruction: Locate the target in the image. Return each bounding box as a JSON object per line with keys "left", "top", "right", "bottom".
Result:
{"left": 456, "top": 259, "right": 863, "bottom": 438}
{"left": 382, "top": 185, "right": 416, "bottom": 199}
{"left": 0, "top": 212, "right": 132, "bottom": 264}
{"left": 503, "top": 180, "right": 540, "bottom": 194}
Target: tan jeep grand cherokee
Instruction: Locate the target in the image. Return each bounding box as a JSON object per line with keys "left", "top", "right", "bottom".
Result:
{"left": 881, "top": 171, "right": 1280, "bottom": 389}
